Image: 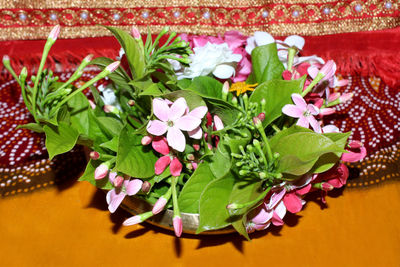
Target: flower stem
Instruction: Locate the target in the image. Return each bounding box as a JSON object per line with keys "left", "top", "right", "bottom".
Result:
{"left": 301, "top": 72, "right": 324, "bottom": 97}
{"left": 286, "top": 47, "right": 297, "bottom": 72}
{"left": 171, "top": 176, "right": 181, "bottom": 218}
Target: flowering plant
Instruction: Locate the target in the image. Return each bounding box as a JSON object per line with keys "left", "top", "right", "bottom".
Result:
{"left": 4, "top": 25, "right": 366, "bottom": 239}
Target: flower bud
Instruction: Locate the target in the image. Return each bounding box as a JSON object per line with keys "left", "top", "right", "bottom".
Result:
{"left": 88, "top": 100, "right": 96, "bottom": 109}
{"left": 141, "top": 135, "right": 153, "bottom": 146}
{"left": 83, "top": 54, "right": 94, "bottom": 63}
{"left": 328, "top": 92, "right": 340, "bottom": 103}
{"left": 187, "top": 154, "right": 195, "bottom": 161}
{"left": 193, "top": 144, "right": 200, "bottom": 151}
{"left": 213, "top": 115, "right": 224, "bottom": 131}
{"left": 94, "top": 163, "right": 109, "bottom": 180}
{"left": 131, "top": 26, "right": 141, "bottom": 40}
{"left": 257, "top": 112, "right": 265, "bottom": 121}
{"left": 152, "top": 196, "right": 167, "bottom": 214}
{"left": 321, "top": 182, "right": 334, "bottom": 191}
{"left": 128, "top": 99, "right": 135, "bottom": 106}
{"left": 2, "top": 55, "right": 10, "bottom": 64}
{"left": 320, "top": 108, "right": 335, "bottom": 116}
{"left": 89, "top": 151, "right": 100, "bottom": 160}
{"left": 48, "top": 25, "right": 61, "bottom": 41}
{"left": 113, "top": 176, "right": 124, "bottom": 187}
{"left": 253, "top": 116, "right": 262, "bottom": 126}
{"left": 105, "top": 61, "right": 120, "bottom": 73}
{"left": 173, "top": 216, "right": 183, "bottom": 237}
{"left": 141, "top": 181, "right": 151, "bottom": 193}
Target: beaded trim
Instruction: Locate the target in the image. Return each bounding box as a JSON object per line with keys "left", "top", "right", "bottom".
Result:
{"left": 0, "top": 1, "right": 399, "bottom": 40}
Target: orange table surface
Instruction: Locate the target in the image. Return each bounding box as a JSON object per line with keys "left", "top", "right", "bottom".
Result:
{"left": 1, "top": 180, "right": 399, "bottom": 267}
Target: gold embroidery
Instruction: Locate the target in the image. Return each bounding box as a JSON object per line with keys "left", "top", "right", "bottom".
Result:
{"left": 0, "top": 0, "right": 345, "bottom": 9}
{"left": 0, "top": 17, "right": 398, "bottom": 41}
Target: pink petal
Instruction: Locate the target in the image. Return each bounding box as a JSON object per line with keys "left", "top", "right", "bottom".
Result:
{"left": 296, "top": 116, "right": 309, "bottom": 128}
{"left": 108, "top": 171, "right": 117, "bottom": 184}
{"left": 254, "top": 222, "right": 271, "bottom": 231}
{"left": 152, "top": 98, "right": 170, "bottom": 122}
{"left": 170, "top": 157, "right": 183, "bottom": 177}
{"left": 308, "top": 116, "right": 322, "bottom": 133}
{"left": 173, "top": 216, "right": 183, "bottom": 237}
{"left": 307, "top": 66, "right": 319, "bottom": 79}
{"left": 188, "top": 126, "right": 203, "bottom": 139}
{"left": 271, "top": 211, "right": 284, "bottom": 226}
{"left": 175, "top": 115, "right": 201, "bottom": 131}
{"left": 282, "top": 70, "right": 292, "bottom": 80}
{"left": 252, "top": 205, "right": 273, "bottom": 224}
{"left": 291, "top": 94, "right": 307, "bottom": 110}
{"left": 152, "top": 196, "right": 167, "bottom": 214}
{"left": 213, "top": 115, "right": 224, "bottom": 131}
{"left": 167, "top": 126, "right": 186, "bottom": 152}
{"left": 307, "top": 104, "right": 319, "bottom": 115}
{"left": 155, "top": 155, "right": 171, "bottom": 175}
{"left": 282, "top": 105, "right": 304, "bottom": 118}
{"left": 108, "top": 191, "right": 126, "bottom": 213}
{"left": 296, "top": 184, "right": 311, "bottom": 195}
{"left": 147, "top": 120, "right": 168, "bottom": 136}
{"left": 341, "top": 147, "right": 367, "bottom": 162}
{"left": 106, "top": 190, "right": 113, "bottom": 205}
{"left": 224, "top": 30, "right": 247, "bottom": 50}
{"left": 125, "top": 179, "right": 143, "bottom": 196}
{"left": 283, "top": 193, "right": 303, "bottom": 213}
{"left": 123, "top": 215, "right": 142, "bottom": 226}
{"left": 152, "top": 136, "right": 170, "bottom": 155}
{"left": 275, "top": 201, "right": 287, "bottom": 219}
{"left": 169, "top": 97, "right": 187, "bottom": 121}
{"left": 268, "top": 188, "right": 286, "bottom": 210}
{"left": 94, "top": 163, "right": 108, "bottom": 180}
{"left": 189, "top": 106, "right": 208, "bottom": 119}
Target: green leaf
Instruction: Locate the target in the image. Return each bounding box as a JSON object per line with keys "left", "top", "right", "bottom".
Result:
{"left": 68, "top": 92, "right": 90, "bottom": 136}
{"left": 249, "top": 77, "right": 306, "bottom": 127}
{"left": 205, "top": 98, "right": 240, "bottom": 127}
{"left": 251, "top": 43, "right": 285, "bottom": 83}
{"left": 163, "top": 90, "right": 206, "bottom": 110}
{"left": 269, "top": 125, "right": 313, "bottom": 148}
{"left": 138, "top": 83, "right": 163, "bottom": 96}
{"left": 116, "top": 124, "right": 157, "bottom": 178}
{"left": 271, "top": 132, "right": 345, "bottom": 175}
{"left": 96, "top": 116, "right": 123, "bottom": 137}
{"left": 17, "top": 123, "right": 43, "bottom": 133}
{"left": 310, "top": 131, "right": 351, "bottom": 173}
{"left": 99, "top": 136, "right": 119, "bottom": 152}
{"left": 43, "top": 122, "right": 79, "bottom": 160}
{"left": 104, "top": 26, "right": 145, "bottom": 79}
{"left": 186, "top": 76, "right": 223, "bottom": 99}
{"left": 197, "top": 173, "right": 235, "bottom": 233}
{"left": 208, "top": 140, "right": 231, "bottom": 179}
{"left": 229, "top": 180, "right": 263, "bottom": 240}
{"left": 79, "top": 159, "right": 113, "bottom": 189}
{"left": 178, "top": 162, "right": 215, "bottom": 213}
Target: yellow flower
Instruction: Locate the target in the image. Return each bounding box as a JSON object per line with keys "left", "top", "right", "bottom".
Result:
{"left": 229, "top": 82, "right": 258, "bottom": 96}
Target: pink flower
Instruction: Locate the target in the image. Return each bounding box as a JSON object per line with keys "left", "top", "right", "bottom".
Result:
{"left": 341, "top": 141, "right": 367, "bottom": 162}
{"left": 282, "top": 93, "right": 321, "bottom": 133}
{"left": 146, "top": 97, "right": 205, "bottom": 152}
{"left": 308, "top": 60, "right": 337, "bottom": 87}
{"left": 152, "top": 136, "right": 183, "bottom": 177}
{"left": 247, "top": 189, "right": 287, "bottom": 233}
{"left": 94, "top": 163, "right": 109, "bottom": 180}
{"left": 48, "top": 25, "right": 60, "bottom": 41}
{"left": 173, "top": 216, "right": 183, "bottom": 237}
{"left": 106, "top": 172, "right": 143, "bottom": 213}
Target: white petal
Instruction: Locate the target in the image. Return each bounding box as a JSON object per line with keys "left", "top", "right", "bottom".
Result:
{"left": 275, "top": 201, "right": 287, "bottom": 219}
{"left": 284, "top": 35, "right": 305, "bottom": 50}
{"left": 167, "top": 126, "right": 186, "bottom": 152}
{"left": 188, "top": 126, "right": 203, "bottom": 139}
{"left": 254, "top": 31, "right": 275, "bottom": 46}
{"left": 245, "top": 36, "right": 256, "bottom": 54}
{"left": 152, "top": 98, "right": 169, "bottom": 122}
{"left": 169, "top": 97, "right": 188, "bottom": 121}
{"left": 213, "top": 64, "right": 235, "bottom": 79}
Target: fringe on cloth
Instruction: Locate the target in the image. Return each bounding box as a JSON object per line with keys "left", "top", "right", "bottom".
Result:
{"left": 1, "top": 28, "right": 399, "bottom": 87}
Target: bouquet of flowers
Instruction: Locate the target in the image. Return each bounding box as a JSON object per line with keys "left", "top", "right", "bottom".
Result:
{"left": 3, "top": 25, "right": 366, "bottom": 239}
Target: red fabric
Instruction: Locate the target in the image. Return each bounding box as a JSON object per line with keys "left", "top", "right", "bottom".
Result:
{"left": 1, "top": 28, "right": 399, "bottom": 87}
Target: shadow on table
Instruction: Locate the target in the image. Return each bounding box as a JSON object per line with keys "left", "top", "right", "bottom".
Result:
{"left": 86, "top": 181, "right": 345, "bottom": 257}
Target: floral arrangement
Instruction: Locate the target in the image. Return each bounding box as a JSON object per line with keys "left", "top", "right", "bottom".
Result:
{"left": 3, "top": 25, "right": 366, "bottom": 239}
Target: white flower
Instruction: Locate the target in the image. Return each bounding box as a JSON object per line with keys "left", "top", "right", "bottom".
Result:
{"left": 98, "top": 84, "right": 122, "bottom": 111}
{"left": 245, "top": 31, "right": 324, "bottom": 68}
{"left": 177, "top": 42, "right": 242, "bottom": 80}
